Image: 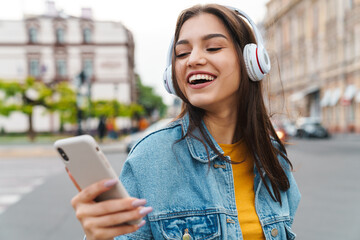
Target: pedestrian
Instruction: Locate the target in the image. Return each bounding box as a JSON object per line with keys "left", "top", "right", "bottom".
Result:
{"left": 138, "top": 116, "right": 149, "bottom": 131}
{"left": 70, "top": 4, "right": 300, "bottom": 240}
{"left": 97, "top": 116, "right": 107, "bottom": 143}
{"left": 106, "top": 117, "right": 118, "bottom": 139}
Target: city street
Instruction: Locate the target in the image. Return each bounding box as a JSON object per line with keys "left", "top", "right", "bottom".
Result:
{"left": 0, "top": 135, "right": 359, "bottom": 240}
{"left": 289, "top": 135, "right": 360, "bottom": 239}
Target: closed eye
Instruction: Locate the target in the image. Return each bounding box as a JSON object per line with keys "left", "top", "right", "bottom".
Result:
{"left": 207, "top": 47, "right": 222, "bottom": 52}
{"left": 175, "top": 52, "right": 190, "bottom": 58}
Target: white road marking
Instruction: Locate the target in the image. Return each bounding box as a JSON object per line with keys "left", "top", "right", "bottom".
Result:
{"left": 0, "top": 157, "right": 63, "bottom": 215}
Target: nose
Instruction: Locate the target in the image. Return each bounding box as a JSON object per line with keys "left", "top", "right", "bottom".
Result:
{"left": 187, "top": 48, "right": 206, "bottom": 67}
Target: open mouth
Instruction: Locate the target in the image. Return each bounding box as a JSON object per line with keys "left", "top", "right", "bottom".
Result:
{"left": 188, "top": 74, "right": 216, "bottom": 85}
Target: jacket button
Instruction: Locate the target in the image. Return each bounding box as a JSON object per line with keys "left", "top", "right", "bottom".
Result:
{"left": 271, "top": 228, "right": 278, "bottom": 237}
{"left": 226, "top": 218, "right": 236, "bottom": 224}
{"left": 213, "top": 164, "right": 226, "bottom": 169}
{"left": 182, "top": 228, "right": 191, "bottom": 240}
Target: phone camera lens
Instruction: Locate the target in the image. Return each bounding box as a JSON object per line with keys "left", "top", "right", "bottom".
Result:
{"left": 57, "top": 148, "right": 69, "bottom": 161}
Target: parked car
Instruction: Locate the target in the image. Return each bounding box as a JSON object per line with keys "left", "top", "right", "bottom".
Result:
{"left": 282, "top": 120, "right": 297, "bottom": 137}
{"left": 124, "top": 118, "right": 174, "bottom": 153}
{"left": 295, "top": 117, "right": 330, "bottom": 138}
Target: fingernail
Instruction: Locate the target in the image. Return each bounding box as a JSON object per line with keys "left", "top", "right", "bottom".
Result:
{"left": 139, "top": 206, "right": 153, "bottom": 216}
{"left": 137, "top": 220, "right": 146, "bottom": 228}
{"left": 132, "top": 199, "right": 147, "bottom": 207}
{"left": 104, "top": 179, "right": 118, "bottom": 188}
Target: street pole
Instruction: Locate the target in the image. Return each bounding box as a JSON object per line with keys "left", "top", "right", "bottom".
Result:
{"left": 75, "top": 70, "right": 87, "bottom": 135}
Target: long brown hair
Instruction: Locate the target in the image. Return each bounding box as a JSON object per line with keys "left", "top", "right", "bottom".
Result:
{"left": 171, "top": 4, "right": 292, "bottom": 204}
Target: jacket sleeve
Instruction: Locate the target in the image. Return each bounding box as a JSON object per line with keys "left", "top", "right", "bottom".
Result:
{"left": 114, "top": 157, "right": 154, "bottom": 240}
{"left": 273, "top": 139, "right": 301, "bottom": 226}
{"left": 284, "top": 164, "right": 301, "bottom": 225}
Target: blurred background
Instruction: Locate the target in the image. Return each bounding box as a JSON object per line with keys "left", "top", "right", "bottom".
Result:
{"left": 0, "top": 0, "right": 359, "bottom": 239}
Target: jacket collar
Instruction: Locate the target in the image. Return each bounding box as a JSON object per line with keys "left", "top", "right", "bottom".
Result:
{"left": 181, "top": 114, "right": 224, "bottom": 163}
{"left": 179, "top": 114, "right": 265, "bottom": 176}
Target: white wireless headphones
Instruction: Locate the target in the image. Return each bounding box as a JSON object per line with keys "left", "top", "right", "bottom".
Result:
{"left": 163, "top": 5, "right": 271, "bottom": 95}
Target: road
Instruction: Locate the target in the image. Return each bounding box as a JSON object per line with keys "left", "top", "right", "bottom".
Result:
{"left": 0, "top": 135, "right": 359, "bottom": 239}
{"left": 289, "top": 136, "right": 360, "bottom": 240}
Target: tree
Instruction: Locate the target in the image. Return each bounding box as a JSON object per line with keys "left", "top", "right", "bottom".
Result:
{"left": 136, "top": 75, "right": 167, "bottom": 118}
{"left": 0, "top": 77, "right": 57, "bottom": 140}
{"left": 91, "top": 100, "right": 143, "bottom": 119}
{"left": 50, "top": 82, "right": 77, "bottom": 131}
{"left": 0, "top": 78, "right": 144, "bottom": 140}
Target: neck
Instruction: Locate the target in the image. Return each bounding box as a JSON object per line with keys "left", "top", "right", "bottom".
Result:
{"left": 203, "top": 108, "right": 238, "bottom": 144}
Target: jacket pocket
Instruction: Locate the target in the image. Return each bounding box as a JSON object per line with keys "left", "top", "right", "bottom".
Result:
{"left": 263, "top": 220, "right": 296, "bottom": 240}
{"left": 159, "top": 214, "right": 220, "bottom": 240}
{"left": 284, "top": 222, "right": 296, "bottom": 240}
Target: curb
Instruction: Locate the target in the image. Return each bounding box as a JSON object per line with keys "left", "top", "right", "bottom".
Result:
{"left": 0, "top": 143, "right": 126, "bottom": 159}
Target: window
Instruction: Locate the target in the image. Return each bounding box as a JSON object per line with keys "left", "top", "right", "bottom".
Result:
{"left": 29, "top": 59, "right": 39, "bottom": 77}
{"left": 335, "top": 105, "right": 340, "bottom": 124}
{"left": 313, "top": 5, "right": 319, "bottom": 32}
{"left": 347, "top": 102, "right": 355, "bottom": 124}
{"left": 297, "top": 12, "right": 305, "bottom": 37}
{"left": 83, "top": 28, "right": 92, "bottom": 43}
{"left": 56, "top": 28, "right": 65, "bottom": 44}
{"left": 56, "top": 59, "right": 67, "bottom": 77}
{"left": 29, "top": 28, "right": 37, "bottom": 43}
{"left": 83, "top": 59, "right": 93, "bottom": 77}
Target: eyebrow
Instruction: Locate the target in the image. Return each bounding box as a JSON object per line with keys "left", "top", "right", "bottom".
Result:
{"left": 175, "top": 33, "right": 228, "bottom": 46}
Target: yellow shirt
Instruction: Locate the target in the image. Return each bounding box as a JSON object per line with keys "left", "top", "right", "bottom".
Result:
{"left": 219, "top": 140, "right": 265, "bottom": 240}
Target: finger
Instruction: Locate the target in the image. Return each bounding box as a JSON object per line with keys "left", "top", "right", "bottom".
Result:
{"left": 76, "top": 198, "right": 147, "bottom": 219}
{"left": 84, "top": 206, "right": 152, "bottom": 228}
{"left": 65, "top": 167, "right": 82, "bottom": 192}
{"left": 71, "top": 179, "right": 118, "bottom": 207}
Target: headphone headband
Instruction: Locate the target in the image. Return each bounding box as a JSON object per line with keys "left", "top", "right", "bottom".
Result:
{"left": 226, "top": 6, "right": 265, "bottom": 46}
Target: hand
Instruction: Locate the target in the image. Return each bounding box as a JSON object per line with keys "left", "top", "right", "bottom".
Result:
{"left": 71, "top": 179, "right": 152, "bottom": 240}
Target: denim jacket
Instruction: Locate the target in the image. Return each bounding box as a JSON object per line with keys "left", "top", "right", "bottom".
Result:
{"left": 116, "top": 115, "right": 301, "bottom": 240}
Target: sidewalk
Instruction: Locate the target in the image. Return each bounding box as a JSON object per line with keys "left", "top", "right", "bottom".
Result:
{"left": 0, "top": 139, "right": 126, "bottom": 158}
{"left": 1, "top": 132, "right": 359, "bottom": 159}
{"left": 331, "top": 132, "right": 360, "bottom": 141}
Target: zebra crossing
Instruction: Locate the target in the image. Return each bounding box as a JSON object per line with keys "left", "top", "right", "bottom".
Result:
{"left": 0, "top": 157, "right": 63, "bottom": 215}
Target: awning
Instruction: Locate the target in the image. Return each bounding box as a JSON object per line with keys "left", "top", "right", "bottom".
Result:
{"left": 329, "top": 88, "right": 342, "bottom": 106}
{"left": 289, "top": 92, "right": 304, "bottom": 102}
{"left": 289, "top": 85, "right": 320, "bottom": 102}
{"left": 343, "top": 85, "right": 357, "bottom": 101}
{"left": 320, "top": 90, "right": 332, "bottom": 107}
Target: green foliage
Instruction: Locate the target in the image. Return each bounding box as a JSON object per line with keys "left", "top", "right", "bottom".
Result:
{"left": 0, "top": 78, "right": 144, "bottom": 136}
{"left": 91, "top": 100, "right": 143, "bottom": 118}
{"left": 0, "top": 77, "right": 55, "bottom": 115}
{"left": 0, "top": 81, "right": 22, "bottom": 97}
{"left": 136, "top": 75, "right": 167, "bottom": 117}
{"left": 51, "top": 82, "right": 77, "bottom": 124}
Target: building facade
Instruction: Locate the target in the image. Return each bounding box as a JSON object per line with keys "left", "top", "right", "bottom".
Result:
{"left": 0, "top": 2, "right": 136, "bottom": 133}
{"left": 264, "top": 0, "right": 360, "bottom": 133}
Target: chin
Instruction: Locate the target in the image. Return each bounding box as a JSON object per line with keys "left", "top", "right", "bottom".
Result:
{"left": 188, "top": 97, "right": 214, "bottom": 110}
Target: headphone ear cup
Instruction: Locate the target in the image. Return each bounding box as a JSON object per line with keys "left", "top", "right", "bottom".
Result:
{"left": 257, "top": 45, "right": 271, "bottom": 75}
{"left": 163, "top": 65, "right": 176, "bottom": 95}
{"left": 243, "top": 43, "right": 265, "bottom": 81}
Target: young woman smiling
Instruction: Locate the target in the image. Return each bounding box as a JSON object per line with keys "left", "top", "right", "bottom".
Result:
{"left": 71, "top": 4, "right": 300, "bottom": 240}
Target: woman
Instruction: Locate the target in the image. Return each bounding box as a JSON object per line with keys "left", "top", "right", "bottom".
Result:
{"left": 71, "top": 4, "right": 300, "bottom": 240}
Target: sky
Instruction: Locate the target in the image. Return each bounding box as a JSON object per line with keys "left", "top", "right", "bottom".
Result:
{"left": 1, "top": 0, "right": 269, "bottom": 104}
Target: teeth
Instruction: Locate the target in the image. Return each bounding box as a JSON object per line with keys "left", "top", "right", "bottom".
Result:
{"left": 189, "top": 74, "right": 215, "bottom": 83}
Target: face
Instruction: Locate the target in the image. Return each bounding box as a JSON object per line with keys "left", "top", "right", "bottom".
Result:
{"left": 174, "top": 13, "right": 240, "bottom": 112}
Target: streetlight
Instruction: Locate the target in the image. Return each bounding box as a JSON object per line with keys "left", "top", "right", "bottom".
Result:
{"left": 75, "top": 70, "right": 91, "bottom": 135}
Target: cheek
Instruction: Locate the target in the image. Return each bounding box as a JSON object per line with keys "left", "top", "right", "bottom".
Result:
{"left": 175, "top": 63, "right": 186, "bottom": 83}
{"left": 174, "top": 63, "right": 187, "bottom": 97}
{"left": 175, "top": 61, "right": 186, "bottom": 78}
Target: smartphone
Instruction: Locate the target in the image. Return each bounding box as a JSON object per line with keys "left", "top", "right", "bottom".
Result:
{"left": 54, "top": 134, "right": 130, "bottom": 202}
